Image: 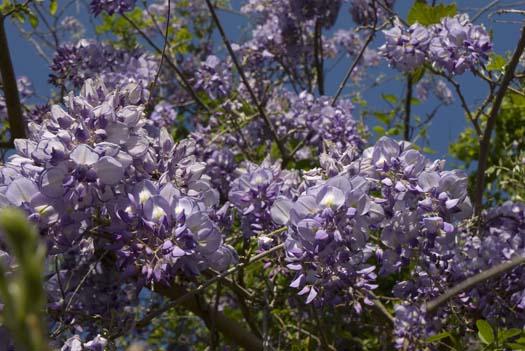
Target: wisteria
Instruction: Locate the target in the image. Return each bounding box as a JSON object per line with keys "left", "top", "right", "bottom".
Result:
{"left": 89, "top": 0, "right": 136, "bottom": 16}
{"left": 49, "top": 40, "right": 158, "bottom": 99}
{"left": 0, "top": 0, "right": 524, "bottom": 350}
{"left": 381, "top": 14, "right": 492, "bottom": 74}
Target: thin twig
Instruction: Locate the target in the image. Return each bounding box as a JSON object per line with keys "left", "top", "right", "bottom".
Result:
{"left": 332, "top": 5, "right": 377, "bottom": 106}
{"left": 426, "top": 255, "right": 525, "bottom": 313}
{"left": 121, "top": 13, "right": 210, "bottom": 112}
{"left": 313, "top": 20, "right": 325, "bottom": 95}
{"left": 203, "top": 0, "right": 289, "bottom": 163}
{"left": 472, "top": 0, "right": 500, "bottom": 22}
{"left": 147, "top": 0, "right": 171, "bottom": 108}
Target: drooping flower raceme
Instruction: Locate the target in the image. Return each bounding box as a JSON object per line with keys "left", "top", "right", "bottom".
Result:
{"left": 50, "top": 40, "right": 157, "bottom": 101}
{"left": 229, "top": 158, "right": 299, "bottom": 238}
{"left": 379, "top": 20, "right": 431, "bottom": 72}
{"left": 270, "top": 90, "right": 365, "bottom": 156}
{"left": 381, "top": 14, "right": 492, "bottom": 74}
{"left": 429, "top": 14, "right": 492, "bottom": 74}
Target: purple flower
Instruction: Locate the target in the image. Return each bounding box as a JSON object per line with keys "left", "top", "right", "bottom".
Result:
{"left": 380, "top": 20, "right": 431, "bottom": 72}
{"left": 429, "top": 14, "right": 492, "bottom": 74}
{"left": 90, "top": 0, "right": 135, "bottom": 16}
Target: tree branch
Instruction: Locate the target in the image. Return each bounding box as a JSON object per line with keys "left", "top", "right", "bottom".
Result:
{"left": 0, "top": 16, "right": 27, "bottom": 145}
{"left": 156, "top": 284, "right": 263, "bottom": 350}
{"left": 473, "top": 25, "right": 525, "bottom": 216}
{"left": 425, "top": 255, "right": 525, "bottom": 313}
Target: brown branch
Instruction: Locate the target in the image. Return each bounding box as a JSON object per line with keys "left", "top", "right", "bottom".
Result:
{"left": 426, "top": 255, "right": 525, "bottom": 313}
{"left": 0, "top": 16, "right": 26, "bottom": 145}
{"left": 473, "top": 25, "right": 525, "bottom": 216}
{"left": 156, "top": 284, "right": 263, "bottom": 350}
{"left": 203, "top": 0, "right": 289, "bottom": 163}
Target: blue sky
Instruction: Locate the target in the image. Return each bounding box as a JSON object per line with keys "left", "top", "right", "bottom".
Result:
{"left": 4, "top": 0, "right": 523, "bottom": 162}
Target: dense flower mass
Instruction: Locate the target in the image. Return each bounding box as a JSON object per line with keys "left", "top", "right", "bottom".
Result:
{"left": 0, "top": 80, "right": 236, "bottom": 341}
{"left": 380, "top": 20, "right": 431, "bottom": 72}
{"left": 90, "top": 0, "right": 136, "bottom": 16}
{"left": 50, "top": 40, "right": 157, "bottom": 100}
{"left": 429, "top": 14, "right": 492, "bottom": 74}
{"left": 1, "top": 1, "right": 523, "bottom": 350}
{"left": 381, "top": 14, "right": 492, "bottom": 74}
{"left": 270, "top": 90, "right": 365, "bottom": 155}
{"left": 229, "top": 158, "right": 299, "bottom": 238}
{"left": 272, "top": 137, "right": 472, "bottom": 307}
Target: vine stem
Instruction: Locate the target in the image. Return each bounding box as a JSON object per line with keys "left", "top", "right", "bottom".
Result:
{"left": 425, "top": 255, "right": 525, "bottom": 313}
{"left": 203, "top": 0, "right": 289, "bottom": 164}
{"left": 0, "top": 16, "right": 27, "bottom": 145}
{"left": 332, "top": 1, "right": 377, "bottom": 106}
{"left": 473, "top": 25, "right": 525, "bottom": 216}
{"left": 147, "top": 0, "right": 170, "bottom": 108}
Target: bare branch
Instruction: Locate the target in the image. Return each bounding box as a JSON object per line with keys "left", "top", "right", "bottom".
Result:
{"left": 332, "top": 1, "right": 378, "bottom": 106}
{"left": 147, "top": 0, "right": 170, "bottom": 108}
{"left": 474, "top": 25, "right": 525, "bottom": 216}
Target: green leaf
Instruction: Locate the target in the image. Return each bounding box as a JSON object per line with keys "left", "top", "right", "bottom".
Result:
{"left": 28, "top": 12, "right": 38, "bottom": 28}
{"left": 477, "top": 320, "right": 495, "bottom": 345}
{"left": 407, "top": 2, "right": 457, "bottom": 26}
{"left": 373, "top": 126, "right": 386, "bottom": 136}
{"left": 487, "top": 53, "right": 506, "bottom": 71}
{"left": 499, "top": 328, "right": 521, "bottom": 341}
{"left": 49, "top": 0, "right": 57, "bottom": 15}
{"left": 373, "top": 112, "right": 390, "bottom": 124}
{"left": 411, "top": 66, "right": 426, "bottom": 83}
{"left": 382, "top": 94, "right": 398, "bottom": 105}
{"left": 426, "top": 331, "right": 451, "bottom": 343}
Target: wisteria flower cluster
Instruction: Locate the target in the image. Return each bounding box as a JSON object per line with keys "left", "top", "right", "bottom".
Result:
{"left": 0, "top": 79, "right": 236, "bottom": 341}
{"left": 381, "top": 14, "right": 492, "bottom": 74}
{"left": 50, "top": 39, "right": 157, "bottom": 100}
{"left": 270, "top": 90, "right": 365, "bottom": 155}
{"left": 90, "top": 0, "right": 136, "bottom": 16}
{"left": 229, "top": 158, "right": 299, "bottom": 238}
{"left": 389, "top": 202, "right": 525, "bottom": 350}
{"left": 272, "top": 137, "right": 472, "bottom": 308}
